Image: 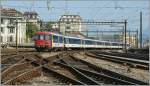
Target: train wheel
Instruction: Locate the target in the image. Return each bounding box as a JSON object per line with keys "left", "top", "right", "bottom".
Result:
{"left": 35, "top": 47, "right": 44, "bottom": 52}
{"left": 48, "top": 49, "right": 51, "bottom": 52}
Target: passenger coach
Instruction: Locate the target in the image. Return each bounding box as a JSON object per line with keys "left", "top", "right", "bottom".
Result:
{"left": 33, "top": 32, "right": 126, "bottom": 51}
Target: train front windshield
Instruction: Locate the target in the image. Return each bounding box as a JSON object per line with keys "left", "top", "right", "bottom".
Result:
{"left": 34, "top": 34, "right": 51, "bottom": 40}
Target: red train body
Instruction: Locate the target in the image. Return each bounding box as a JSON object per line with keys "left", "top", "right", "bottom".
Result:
{"left": 34, "top": 32, "right": 52, "bottom": 51}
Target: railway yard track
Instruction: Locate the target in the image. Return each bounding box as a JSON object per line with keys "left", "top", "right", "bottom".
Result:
{"left": 1, "top": 48, "right": 149, "bottom": 85}
{"left": 88, "top": 50, "right": 149, "bottom": 70}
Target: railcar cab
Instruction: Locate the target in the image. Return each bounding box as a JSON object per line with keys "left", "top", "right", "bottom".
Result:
{"left": 34, "top": 32, "right": 52, "bottom": 51}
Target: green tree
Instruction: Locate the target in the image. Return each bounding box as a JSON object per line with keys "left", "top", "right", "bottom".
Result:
{"left": 26, "top": 23, "right": 39, "bottom": 38}
{"left": 46, "top": 22, "right": 53, "bottom": 31}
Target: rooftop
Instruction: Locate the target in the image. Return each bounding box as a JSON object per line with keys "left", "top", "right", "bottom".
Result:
{"left": 1, "top": 8, "right": 23, "bottom": 17}
{"left": 24, "top": 11, "right": 38, "bottom": 15}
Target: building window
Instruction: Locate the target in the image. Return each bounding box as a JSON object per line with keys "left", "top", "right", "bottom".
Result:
{"left": 1, "top": 19, "right": 4, "bottom": 24}
{"left": 9, "top": 36, "right": 13, "bottom": 42}
{"left": 66, "top": 21, "right": 70, "bottom": 24}
{"left": 1, "top": 27, "right": 4, "bottom": 33}
{"left": 66, "top": 26, "right": 70, "bottom": 29}
{"left": 9, "top": 28, "right": 15, "bottom": 33}
{"left": 9, "top": 19, "right": 14, "bottom": 24}
{"left": 0, "top": 36, "right": 3, "bottom": 42}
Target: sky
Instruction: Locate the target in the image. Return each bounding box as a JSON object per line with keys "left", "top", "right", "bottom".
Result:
{"left": 1, "top": 0, "right": 149, "bottom": 40}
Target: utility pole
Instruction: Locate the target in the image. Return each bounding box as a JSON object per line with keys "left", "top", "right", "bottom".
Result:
{"left": 97, "top": 29, "right": 98, "bottom": 39}
{"left": 16, "top": 14, "right": 18, "bottom": 53}
{"left": 124, "top": 20, "right": 127, "bottom": 53}
{"left": 136, "top": 30, "right": 138, "bottom": 48}
{"left": 140, "top": 12, "right": 142, "bottom": 48}
{"left": 86, "top": 30, "right": 88, "bottom": 37}
{"left": 129, "top": 30, "right": 131, "bottom": 47}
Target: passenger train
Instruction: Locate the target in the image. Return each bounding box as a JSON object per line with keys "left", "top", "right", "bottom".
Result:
{"left": 34, "top": 32, "right": 128, "bottom": 51}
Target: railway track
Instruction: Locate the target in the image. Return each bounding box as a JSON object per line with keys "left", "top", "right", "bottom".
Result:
{"left": 1, "top": 49, "right": 148, "bottom": 85}
{"left": 95, "top": 50, "right": 149, "bottom": 60}
{"left": 3, "top": 66, "right": 41, "bottom": 85}
{"left": 88, "top": 51, "right": 149, "bottom": 70}
{"left": 1, "top": 51, "right": 84, "bottom": 85}
{"left": 53, "top": 52, "right": 148, "bottom": 85}
{"left": 55, "top": 59, "right": 134, "bottom": 85}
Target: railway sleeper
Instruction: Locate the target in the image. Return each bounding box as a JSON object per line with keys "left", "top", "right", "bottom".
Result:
{"left": 3, "top": 67, "right": 41, "bottom": 85}
{"left": 74, "top": 57, "right": 149, "bottom": 85}
{"left": 43, "top": 65, "right": 84, "bottom": 85}
{"left": 54, "top": 60, "right": 101, "bottom": 85}
{"left": 86, "top": 52, "right": 148, "bottom": 70}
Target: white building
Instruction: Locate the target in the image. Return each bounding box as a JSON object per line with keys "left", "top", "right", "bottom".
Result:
{"left": 59, "top": 15, "right": 82, "bottom": 35}
{"left": 23, "top": 11, "right": 40, "bottom": 29}
{"left": 0, "top": 8, "right": 26, "bottom": 45}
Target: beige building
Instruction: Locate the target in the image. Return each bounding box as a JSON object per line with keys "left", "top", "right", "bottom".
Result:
{"left": 121, "top": 35, "right": 137, "bottom": 48}
{"left": 59, "top": 15, "right": 82, "bottom": 35}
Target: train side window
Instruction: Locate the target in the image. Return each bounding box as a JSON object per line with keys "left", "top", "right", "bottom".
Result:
{"left": 105, "top": 42, "right": 109, "bottom": 46}
{"left": 64, "top": 38, "right": 69, "bottom": 44}
{"left": 59, "top": 36, "right": 63, "bottom": 43}
{"left": 69, "top": 38, "right": 74, "bottom": 44}
{"left": 53, "top": 35, "right": 58, "bottom": 43}
{"left": 45, "top": 35, "right": 50, "bottom": 40}
{"left": 49, "top": 35, "right": 52, "bottom": 40}
{"left": 99, "top": 42, "right": 102, "bottom": 45}
{"left": 74, "top": 39, "right": 80, "bottom": 44}
{"left": 39, "top": 35, "right": 44, "bottom": 40}
{"left": 83, "top": 40, "right": 85, "bottom": 44}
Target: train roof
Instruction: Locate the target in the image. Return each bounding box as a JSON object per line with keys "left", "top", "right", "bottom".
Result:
{"left": 64, "top": 36, "right": 82, "bottom": 39}
{"left": 35, "top": 31, "right": 124, "bottom": 44}
{"left": 35, "top": 32, "right": 52, "bottom": 35}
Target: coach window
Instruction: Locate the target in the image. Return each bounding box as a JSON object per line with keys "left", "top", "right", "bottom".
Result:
{"left": 69, "top": 38, "right": 73, "bottom": 44}
{"left": 49, "top": 35, "right": 52, "bottom": 40}
{"left": 59, "top": 36, "right": 63, "bottom": 43}
{"left": 74, "top": 39, "right": 80, "bottom": 44}
{"left": 105, "top": 42, "right": 110, "bottom": 46}
{"left": 77, "top": 39, "right": 81, "bottom": 44}
{"left": 39, "top": 35, "right": 44, "bottom": 40}
{"left": 92, "top": 41, "right": 95, "bottom": 45}
{"left": 98, "top": 42, "right": 102, "bottom": 45}
{"left": 112, "top": 43, "right": 115, "bottom": 46}
{"left": 115, "top": 43, "right": 118, "bottom": 46}
{"left": 53, "top": 35, "right": 58, "bottom": 43}
{"left": 45, "top": 35, "right": 49, "bottom": 40}
{"left": 64, "top": 38, "right": 69, "bottom": 44}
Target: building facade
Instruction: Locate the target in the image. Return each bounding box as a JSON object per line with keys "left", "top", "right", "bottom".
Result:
{"left": 59, "top": 15, "right": 82, "bottom": 35}
{"left": 121, "top": 35, "right": 137, "bottom": 48}
{"left": 0, "top": 8, "right": 26, "bottom": 45}
{"left": 23, "top": 11, "right": 40, "bottom": 29}
{"left": 143, "top": 38, "right": 149, "bottom": 48}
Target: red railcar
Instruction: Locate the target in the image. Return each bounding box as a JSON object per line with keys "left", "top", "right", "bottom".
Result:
{"left": 34, "top": 32, "right": 52, "bottom": 51}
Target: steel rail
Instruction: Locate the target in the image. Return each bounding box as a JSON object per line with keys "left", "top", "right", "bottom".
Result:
{"left": 54, "top": 59, "right": 100, "bottom": 85}
{"left": 88, "top": 51, "right": 149, "bottom": 69}
{"left": 71, "top": 55, "right": 149, "bottom": 85}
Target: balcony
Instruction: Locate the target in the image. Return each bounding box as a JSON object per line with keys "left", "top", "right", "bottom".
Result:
{"left": 7, "top": 23, "right": 15, "bottom": 28}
